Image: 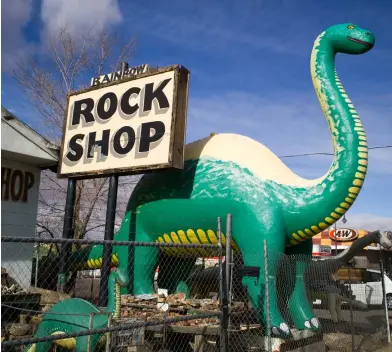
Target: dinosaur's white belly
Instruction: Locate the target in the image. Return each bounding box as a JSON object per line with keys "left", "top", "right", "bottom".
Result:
{"left": 184, "top": 133, "right": 322, "bottom": 187}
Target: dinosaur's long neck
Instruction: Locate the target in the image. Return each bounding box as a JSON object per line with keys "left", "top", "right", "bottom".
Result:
{"left": 105, "top": 273, "right": 121, "bottom": 319}
{"left": 286, "top": 32, "right": 368, "bottom": 244}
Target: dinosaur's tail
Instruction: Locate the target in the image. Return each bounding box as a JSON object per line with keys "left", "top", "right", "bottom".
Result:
{"left": 65, "top": 212, "right": 133, "bottom": 273}
{"left": 67, "top": 242, "right": 121, "bottom": 273}
{"left": 24, "top": 344, "right": 36, "bottom": 352}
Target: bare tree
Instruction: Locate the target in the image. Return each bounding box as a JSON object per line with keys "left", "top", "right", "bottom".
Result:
{"left": 12, "top": 25, "right": 139, "bottom": 240}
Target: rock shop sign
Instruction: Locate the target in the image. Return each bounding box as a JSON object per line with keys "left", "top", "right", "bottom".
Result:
{"left": 59, "top": 65, "right": 190, "bottom": 178}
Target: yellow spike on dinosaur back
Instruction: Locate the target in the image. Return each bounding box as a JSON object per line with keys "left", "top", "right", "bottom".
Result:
{"left": 298, "top": 230, "right": 307, "bottom": 238}
{"left": 353, "top": 179, "right": 363, "bottom": 186}
{"left": 318, "top": 222, "right": 328, "bottom": 230}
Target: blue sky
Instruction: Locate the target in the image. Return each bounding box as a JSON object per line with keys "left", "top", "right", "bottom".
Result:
{"left": 1, "top": 0, "right": 391, "bottom": 230}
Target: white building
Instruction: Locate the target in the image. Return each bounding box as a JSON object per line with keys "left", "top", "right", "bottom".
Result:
{"left": 1, "top": 107, "right": 59, "bottom": 289}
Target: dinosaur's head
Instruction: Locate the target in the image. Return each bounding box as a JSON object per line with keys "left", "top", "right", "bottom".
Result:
{"left": 324, "top": 23, "right": 375, "bottom": 55}
{"left": 112, "top": 267, "right": 129, "bottom": 287}
{"left": 379, "top": 230, "right": 392, "bottom": 250}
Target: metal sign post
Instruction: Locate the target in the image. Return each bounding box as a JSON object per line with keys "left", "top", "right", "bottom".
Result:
{"left": 98, "top": 62, "right": 128, "bottom": 307}
{"left": 98, "top": 174, "right": 119, "bottom": 306}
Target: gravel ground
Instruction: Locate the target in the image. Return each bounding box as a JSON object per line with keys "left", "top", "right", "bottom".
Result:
{"left": 313, "top": 307, "right": 392, "bottom": 351}
{"left": 314, "top": 307, "right": 391, "bottom": 333}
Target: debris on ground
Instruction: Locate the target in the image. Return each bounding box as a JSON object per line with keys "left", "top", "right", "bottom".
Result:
{"left": 119, "top": 293, "right": 244, "bottom": 326}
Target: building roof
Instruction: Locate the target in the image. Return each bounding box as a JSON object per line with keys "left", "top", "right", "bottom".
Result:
{"left": 1, "top": 107, "right": 59, "bottom": 170}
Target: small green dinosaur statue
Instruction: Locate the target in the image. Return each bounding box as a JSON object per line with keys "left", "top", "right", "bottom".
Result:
{"left": 68, "top": 23, "right": 375, "bottom": 338}
{"left": 25, "top": 267, "right": 128, "bottom": 352}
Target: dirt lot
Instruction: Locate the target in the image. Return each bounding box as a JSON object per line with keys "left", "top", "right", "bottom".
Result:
{"left": 314, "top": 307, "right": 392, "bottom": 351}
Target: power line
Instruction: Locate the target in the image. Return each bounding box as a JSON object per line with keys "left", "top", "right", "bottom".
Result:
{"left": 368, "top": 145, "right": 392, "bottom": 150}
{"left": 278, "top": 145, "right": 392, "bottom": 159}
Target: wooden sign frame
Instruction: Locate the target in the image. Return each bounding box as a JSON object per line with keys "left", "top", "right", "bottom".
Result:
{"left": 58, "top": 65, "right": 190, "bottom": 179}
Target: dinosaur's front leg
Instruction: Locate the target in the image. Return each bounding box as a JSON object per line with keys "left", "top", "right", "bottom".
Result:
{"left": 285, "top": 240, "right": 320, "bottom": 331}
{"left": 289, "top": 260, "right": 320, "bottom": 330}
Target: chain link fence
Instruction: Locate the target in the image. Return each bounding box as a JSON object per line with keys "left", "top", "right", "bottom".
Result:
{"left": 1, "top": 235, "right": 223, "bottom": 352}
{"left": 192, "top": 242, "right": 392, "bottom": 352}
{"left": 307, "top": 258, "right": 392, "bottom": 352}
{"left": 2, "top": 232, "right": 392, "bottom": 351}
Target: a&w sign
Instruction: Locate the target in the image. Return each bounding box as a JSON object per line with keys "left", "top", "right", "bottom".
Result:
{"left": 329, "top": 228, "right": 358, "bottom": 242}
{"left": 58, "top": 65, "right": 190, "bottom": 178}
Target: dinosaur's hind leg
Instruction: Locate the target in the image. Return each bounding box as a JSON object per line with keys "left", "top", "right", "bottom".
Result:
{"left": 231, "top": 208, "right": 291, "bottom": 338}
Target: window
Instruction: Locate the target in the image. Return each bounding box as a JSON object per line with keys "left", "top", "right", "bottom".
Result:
{"left": 366, "top": 271, "right": 382, "bottom": 282}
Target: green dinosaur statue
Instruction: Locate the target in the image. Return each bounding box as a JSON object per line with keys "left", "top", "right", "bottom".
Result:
{"left": 25, "top": 267, "right": 128, "bottom": 352}
{"left": 67, "top": 23, "right": 375, "bottom": 337}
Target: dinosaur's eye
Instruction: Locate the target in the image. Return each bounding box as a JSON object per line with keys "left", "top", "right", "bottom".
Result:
{"left": 347, "top": 25, "right": 355, "bottom": 30}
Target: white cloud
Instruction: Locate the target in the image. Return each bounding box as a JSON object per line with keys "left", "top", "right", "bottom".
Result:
{"left": 1, "top": 0, "right": 124, "bottom": 71}
{"left": 40, "top": 0, "right": 123, "bottom": 40}
{"left": 1, "top": 0, "right": 35, "bottom": 71}
{"left": 335, "top": 214, "right": 392, "bottom": 232}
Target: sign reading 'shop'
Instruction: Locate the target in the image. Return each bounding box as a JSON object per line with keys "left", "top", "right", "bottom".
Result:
{"left": 59, "top": 65, "right": 190, "bottom": 178}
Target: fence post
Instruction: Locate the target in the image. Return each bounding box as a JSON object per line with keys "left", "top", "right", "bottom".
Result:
{"left": 105, "top": 313, "right": 112, "bottom": 352}
{"left": 218, "top": 216, "right": 223, "bottom": 309}
{"left": 348, "top": 267, "right": 355, "bottom": 352}
{"left": 264, "top": 240, "right": 272, "bottom": 352}
{"left": 34, "top": 233, "right": 40, "bottom": 288}
{"left": 58, "top": 178, "right": 76, "bottom": 292}
{"left": 218, "top": 217, "right": 229, "bottom": 352}
{"left": 225, "top": 214, "right": 232, "bottom": 327}
{"left": 379, "top": 244, "right": 391, "bottom": 344}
